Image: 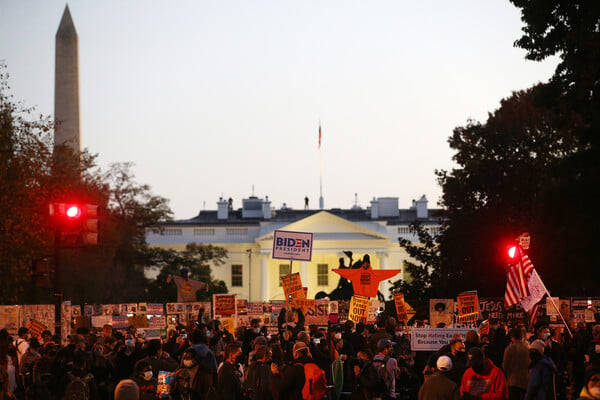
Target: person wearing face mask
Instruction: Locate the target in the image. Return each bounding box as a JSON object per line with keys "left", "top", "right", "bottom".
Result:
{"left": 134, "top": 339, "right": 178, "bottom": 378}
{"left": 524, "top": 340, "right": 557, "bottom": 400}
{"left": 132, "top": 361, "right": 157, "bottom": 400}
{"left": 460, "top": 347, "right": 507, "bottom": 400}
{"left": 503, "top": 328, "right": 530, "bottom": 400}
{"left": 578, "top": 367, "right": 600, "bottom": 400}
{"left": 244, "top": 345, "right": 274, "bottom": 400}
{"left": 216, "top": 343, "right": 244, "bottom": 400}
{"left": 113, "top": 335, "right": 145, "bottom": 383}
{"left": 178, "top": 348, "right": 214, "bottom": 399}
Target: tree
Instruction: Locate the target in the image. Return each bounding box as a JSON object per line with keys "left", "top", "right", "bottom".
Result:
{"left": 145, "top": 243, "right": 228, "bottom": 302}
{"left": 436, "top": 84, "right": 590, "bottom": 296}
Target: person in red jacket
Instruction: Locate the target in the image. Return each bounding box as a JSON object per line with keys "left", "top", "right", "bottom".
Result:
{"left": 460, "top": 347, "right": 508, "bottom": 400}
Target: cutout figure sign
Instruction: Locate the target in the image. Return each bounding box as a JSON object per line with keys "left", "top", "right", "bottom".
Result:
{"left": 333, "top": 260, "right": 401, "bottom": 298}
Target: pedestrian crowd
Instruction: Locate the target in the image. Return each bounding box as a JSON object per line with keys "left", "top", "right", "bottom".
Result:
{"left": 1, "top": 309, "right": 600, "bottom": 400}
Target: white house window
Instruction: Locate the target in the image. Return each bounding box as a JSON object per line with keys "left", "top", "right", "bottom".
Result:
{"left": 194, "top": 228, "right": 215, "bottom": 236}
{"left": 226, "top": 228, "right": 248, "bottom": 236}
{"left": 163, "top": 228, "right": 182, "bottom": 236}
{"left": 279, "top": 264, "right": 291, "bottom": 286}
{"left": 397, "top": 227, "right": 411, "bottom": 234}
{"left": 317, "top": 264, "right": 328, "bottom": 286}
{"left": 231, "top": 264, "right": 243, "bottom": 287}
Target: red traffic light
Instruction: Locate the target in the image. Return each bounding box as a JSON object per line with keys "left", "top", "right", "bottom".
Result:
{"left": 65, "top": 205, "right": 82, "bottom": 219}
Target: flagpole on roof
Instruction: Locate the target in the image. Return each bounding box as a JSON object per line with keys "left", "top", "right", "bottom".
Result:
{"left": 319, "top": 121, "right": 324, "bottom": 209}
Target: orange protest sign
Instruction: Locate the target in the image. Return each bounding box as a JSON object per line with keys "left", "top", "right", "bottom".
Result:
{"left": 348, "top": 295, "right": 370, "bottom": 324}
{"left": 291, "top": 299, "right": 315, "bottom": 314}
{"left": 457, "top": 291, "right": 479, "bottom": 324}
{"left": 394, "top": 293, "right": 408, "bottom": 322}
{"left": 281, "top": 273, "right": 305, "bottom": 302}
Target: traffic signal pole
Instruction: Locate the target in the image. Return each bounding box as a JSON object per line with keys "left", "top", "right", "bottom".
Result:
{"left": 54, "top": 225, "right": 62, "bottom": 340}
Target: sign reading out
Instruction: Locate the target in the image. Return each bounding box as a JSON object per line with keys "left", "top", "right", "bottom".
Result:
{"left": 272, "top": 230, "right": 313, "bottom": 261}
{"left": 349, "top": 295, "right": 370, "bottom": 324}
{"left": 457, "top": 291, "right": 479, "bottom": 324}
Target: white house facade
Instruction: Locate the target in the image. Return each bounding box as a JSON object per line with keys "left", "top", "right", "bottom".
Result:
{"left": 146, "top": 195, "right": 443, "bottom": 302}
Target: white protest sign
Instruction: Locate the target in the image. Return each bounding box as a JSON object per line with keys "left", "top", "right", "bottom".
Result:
{"left": 410, "top": 328, "right": 472, "bottom": 351}
{"left": 272, "top": 230, "right": 313, "bottom": 261}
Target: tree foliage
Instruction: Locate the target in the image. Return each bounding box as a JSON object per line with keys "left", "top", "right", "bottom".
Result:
{"left": 0, "top": 66, "right": 227, "bottom": 304}
{"left": 436, "top": 81, "right": 598, "bottom": 296}
{"left": 145, "top": 243, "right": 228, "bottom": 302}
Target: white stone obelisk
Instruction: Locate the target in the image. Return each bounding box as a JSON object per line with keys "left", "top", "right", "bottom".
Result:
{"left": 54, "top": 5, "right": 80, "bottom": 153}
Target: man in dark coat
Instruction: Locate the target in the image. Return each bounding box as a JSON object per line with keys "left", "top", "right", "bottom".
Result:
{"left": 216, "top": 343, "right": 243, "bottom": 400}
{"left": 244, "top": 345, "right": 274, "bottom": 400}
{"left": 419, "top": 355, "right": 460, "bottom": 400}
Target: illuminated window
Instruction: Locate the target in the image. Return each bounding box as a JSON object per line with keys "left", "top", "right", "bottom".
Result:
{"left": 231, "top": 264, "right": 242, "bottom": 287}
{"left": 317, "top": 264, "right": 328, "bottom": 286}
{"left": 279, "top": 264, "right": 291, "bottom": 286}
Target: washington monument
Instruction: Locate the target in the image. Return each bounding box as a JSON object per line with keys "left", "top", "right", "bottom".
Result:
{"left": 54, "top": 5, "right": 81, "bottom": 153}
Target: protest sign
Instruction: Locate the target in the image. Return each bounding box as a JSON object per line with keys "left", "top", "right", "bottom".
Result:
{"left": 410, "top": 328, "right": 472, "bottom": 351}
{"left": 394, "top": 293, "right": 408, "bottom": 322}
{"left": 248, "top": 302, "right": 264, "bottom": 316}
{"left": 348, "top": 295, "right": 370, "bottom": 324}
{"left": 546, "top": 297, "right": 560, "bottom": 316}
{"left": 221, "top": 317, "right": 236, "bottom": 335}
{"left": 304, "top": 300, "right": 330, "bottom": 325}
{"left": 281, "top": 273, "right": 305, "bottom": 302}
{"left": 457, "top": 291, "right": 479, "bottom": 324}
{"left": 478, "top": 298, "right": 504, "bottom": 321}
{"left": 430, "top": 299, "right": 454, "bottom": 328}
{"left": 213, "top": 294, "right": 237, "bottom": 317}
{"left": 0, "top": 306, "right": 20, "bottom": 335}
{"left": 292, "top": 299, "right": 316, "bottom": 314}
{"left": 26, "top": 319, "right": 47, "bottom": 340}
{"left": 147, "top": 303, "right": 164, "bottom": 315}
{"left": 112, "top": 315, "right": 129, "bottom": 329}
{"left": 148, "top": 315, "right": 166, "bottom": 329}
{"left": 368, "top": 301, "right": 382, "bottom": 323}
{"left": 272, "top": 230, "right": 313, "bottom": 261}
{"left": 128, "top": 315, "right": 149, "bottom": 328}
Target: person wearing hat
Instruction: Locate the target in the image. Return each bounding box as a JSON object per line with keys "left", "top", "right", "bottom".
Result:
{"left": 373, "top": 338, "right": 399, "bottom": 399}
{"left": 418, "top": 355, "right": 460, "bottom": 400}
{"left": 577, "top": 367, "right": 600, "bottom": 399}
{"left": 524, "top": 339, "right": 557, "bottom": 400}
{"left": 278, "top": 341, "right": 321, "bottom": 400}
{"left": 460, "top": 347, "right": 507, "bottom": 399}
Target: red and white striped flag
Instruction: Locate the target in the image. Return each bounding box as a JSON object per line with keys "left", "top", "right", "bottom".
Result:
{"left": 528, "top": 303, "right": 540, "bottom": 331}
{"left": 505, "top": 254, "right": 534, "bottom": 307}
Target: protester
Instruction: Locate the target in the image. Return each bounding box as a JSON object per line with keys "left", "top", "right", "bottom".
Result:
{"left": 503, "top": 327, "right": 530, "bottom": 400}
{"left": 578, "top": 367, "right": 600, "bottom": 400}
{"left": 461, "top": 347, "right": 508, "bottom": 399}
{"left": 418, "top": 355, "right": 460, "bottom": 400}
{"left": 243, "top": 345, "right": 273, "bottom": 400}
{"left": 114, "top": 379, "right": 139, "bottom": 400}
{"left": 216, "top": 343, "right": 243, "bottom": 400}
{"left": 524, "top": 340, "right": 557, "bottom": 400}
{"left": 373, "top": 338, "right": 400, "bottom": 399}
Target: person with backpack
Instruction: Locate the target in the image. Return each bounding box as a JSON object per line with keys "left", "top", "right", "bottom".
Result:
{"left": 243, "top": 345, "right": 274, "bottom": 400}
{"left": 524, "top": 340, "right": 557, "bottom": 400}
{"left": 278, "top": 342, "right": 327, "bottom": 400}
{"left": 63, "top": 350, "right": 100, "bottom": 400}
{"left": 373, "top": 339, "right": 399, "bottom": 399}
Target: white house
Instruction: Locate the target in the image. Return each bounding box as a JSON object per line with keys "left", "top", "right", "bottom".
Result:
{"left": 146, "top": 194, "right": 443, "bottom": 302}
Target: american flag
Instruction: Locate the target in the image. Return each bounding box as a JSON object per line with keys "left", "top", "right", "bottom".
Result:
{"left": 528, "top": 303, "right": 540, "bottom": 331}
{"left": 504, "top": 253, "right": 535, "bottom": 307}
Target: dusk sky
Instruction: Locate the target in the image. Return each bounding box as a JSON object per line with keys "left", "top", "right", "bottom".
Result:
{"left": 0, "top": 1, "right": 558, "bottom": 219}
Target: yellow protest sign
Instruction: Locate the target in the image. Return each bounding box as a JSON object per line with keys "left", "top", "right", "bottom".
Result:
{"left": 281, "top": 273, "right": 305, "bottom": 302}
{"left": 457, "top": 291, "right": 479, "bottom": 324}
{"left": 394, "top": 293, "right": 408, "bottom": 322}
{"left": 405, "top": 301, "right": 416, "bottom": 322}
{"left": 349, "top": 295, "right": 370, "bottom": 324}
{"left": 221, "top": 317, "right": 235, "bottom": 336}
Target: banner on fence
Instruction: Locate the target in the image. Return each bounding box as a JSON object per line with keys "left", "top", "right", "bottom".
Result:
{"left": 411, "top": 328, "right": 473, "bottom": 351}
{"left": 213, "top": 294, "right": 237, "bottom": 317}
